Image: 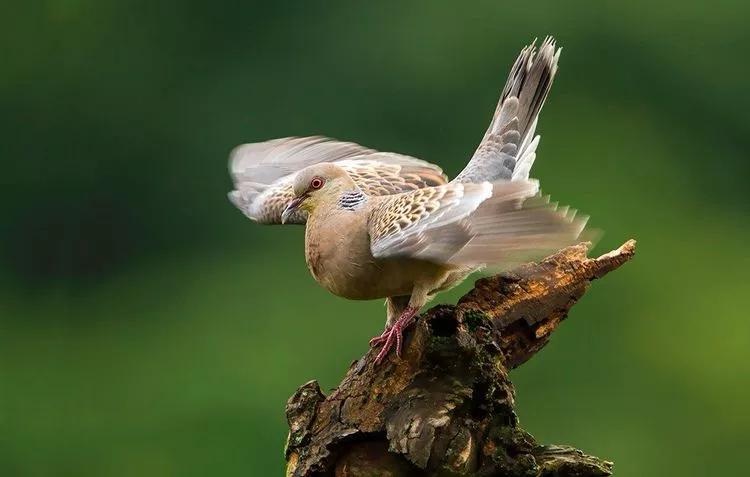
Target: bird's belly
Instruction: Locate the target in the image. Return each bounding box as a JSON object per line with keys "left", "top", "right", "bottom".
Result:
{"left": 304, "top": 210, "right": 448, "bottom": 300}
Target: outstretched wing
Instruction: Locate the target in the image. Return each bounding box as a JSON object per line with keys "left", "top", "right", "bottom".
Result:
{"left": 454, "top": 37, "right": 560, "bottom": 184}
{"left": 229, "top": 136, "right": 373, "bottom": 185}
{"left": 369, "top": 180, "right": 587, "bottom": 267}
{"left": 228, "top": 136, "right": 447, "bottom": 224}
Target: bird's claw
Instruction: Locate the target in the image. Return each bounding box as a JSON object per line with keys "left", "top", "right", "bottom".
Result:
{"left": 370, "top": 307, "right": 417, "bottom": 365}
{"left": 373, "top": 325, "right": 402, "bottom": 364}
{"left": 368, "top": 328, "right": 390, "bottom": 348}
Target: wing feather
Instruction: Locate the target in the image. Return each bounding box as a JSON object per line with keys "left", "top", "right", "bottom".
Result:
{"left": 369, "top": 180, "right": 587, "bottom": 267}
{"left": 229, "top": 136, "right": 374, "bottom": 184}
{"left": 454, "top": 37, "right": 560, "bottom": 183}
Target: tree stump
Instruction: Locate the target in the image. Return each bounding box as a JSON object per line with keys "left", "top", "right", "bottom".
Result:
{"left": 285, "top": 240, "right": 636, "bottom": 476}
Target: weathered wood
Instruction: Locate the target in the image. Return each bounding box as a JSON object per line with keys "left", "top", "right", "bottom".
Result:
{"left": 285, "top": 240, "right": 635, "bottom": 477}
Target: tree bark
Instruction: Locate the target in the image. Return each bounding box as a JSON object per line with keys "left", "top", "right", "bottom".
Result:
{"left": 285, "top": 240, "right": 636, "bottom": 477}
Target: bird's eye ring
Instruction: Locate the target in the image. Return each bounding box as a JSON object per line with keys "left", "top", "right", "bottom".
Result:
{"left": 310, "top": 177, "right": 324, "bottom": 190}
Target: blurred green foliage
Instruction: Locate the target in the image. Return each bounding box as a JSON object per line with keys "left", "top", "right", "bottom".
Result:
{"left": 1, "top": 1, "right": 749, "bottom": 475}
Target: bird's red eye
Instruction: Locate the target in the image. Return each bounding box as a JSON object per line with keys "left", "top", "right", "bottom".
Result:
{"left": 310, "top": 177, "right": 324, "bottom": 190}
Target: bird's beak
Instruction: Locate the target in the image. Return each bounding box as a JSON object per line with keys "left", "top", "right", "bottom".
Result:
{"left": 281, "top": 195, "right": 307, "bottom": 224}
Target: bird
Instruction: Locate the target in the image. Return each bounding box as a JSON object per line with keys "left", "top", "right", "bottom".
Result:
{"left": 228, "top": 37, "right": 588, "bottom": 363}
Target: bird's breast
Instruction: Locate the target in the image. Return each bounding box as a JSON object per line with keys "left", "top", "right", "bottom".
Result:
{"left": 304, "top": 211, "right": 394, "bottom": 300}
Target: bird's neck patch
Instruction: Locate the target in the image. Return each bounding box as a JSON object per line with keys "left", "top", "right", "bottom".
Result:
{"left": 337, "top": 190, "right": 368, "bottom": 211}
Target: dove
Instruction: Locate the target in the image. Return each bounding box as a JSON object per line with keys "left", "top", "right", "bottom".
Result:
{"left": 228, "top": 37, "right": 587, "bottom": 363}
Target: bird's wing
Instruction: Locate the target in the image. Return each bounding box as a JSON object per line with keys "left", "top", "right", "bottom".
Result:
{"left": 369, "top": 180, "right": 587, "bottom": 267}
{"left": 344, "top": 157, "right": 447, "bottom": 194}
{"left": 228, "top": 136, "right": 447, "bottom": 224}
{"left": 229, "top": 136, "right": 374, "bottom": 185}
{"left": 453, "top": 37, "right": 560, "bottom": 184}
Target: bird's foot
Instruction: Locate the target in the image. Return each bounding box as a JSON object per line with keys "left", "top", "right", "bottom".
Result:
{"left": 371, "top": 307, "right": 418, "bottom": 364}
{"left": 368, "top": 329, "right": 391, "bottom": 348}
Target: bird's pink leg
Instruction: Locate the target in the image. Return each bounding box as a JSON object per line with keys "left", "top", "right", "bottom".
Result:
{"left": 371, "top": 306, "right": 418, "bottom": 364}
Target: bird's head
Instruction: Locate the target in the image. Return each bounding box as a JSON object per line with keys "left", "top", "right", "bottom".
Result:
{"left": 282, "top": 163, "right": 356, "bottom": 223}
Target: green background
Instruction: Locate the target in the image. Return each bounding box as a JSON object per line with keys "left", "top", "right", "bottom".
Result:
{"left": 2, "top": 1, "right": 748, "bottom": 475}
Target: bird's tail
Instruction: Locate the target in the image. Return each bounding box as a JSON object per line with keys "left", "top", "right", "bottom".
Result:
{"left": 454, "top": 37, "right": 560, "bottom": 184}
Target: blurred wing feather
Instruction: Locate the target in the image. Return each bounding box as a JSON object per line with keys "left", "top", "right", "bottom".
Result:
{"left": 229, "top": 136, "right": 374, "bottom": 184}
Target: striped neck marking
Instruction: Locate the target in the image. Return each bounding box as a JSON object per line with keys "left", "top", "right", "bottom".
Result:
{"left": 338, "top": 190, "right": 368, "bottom": 210}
